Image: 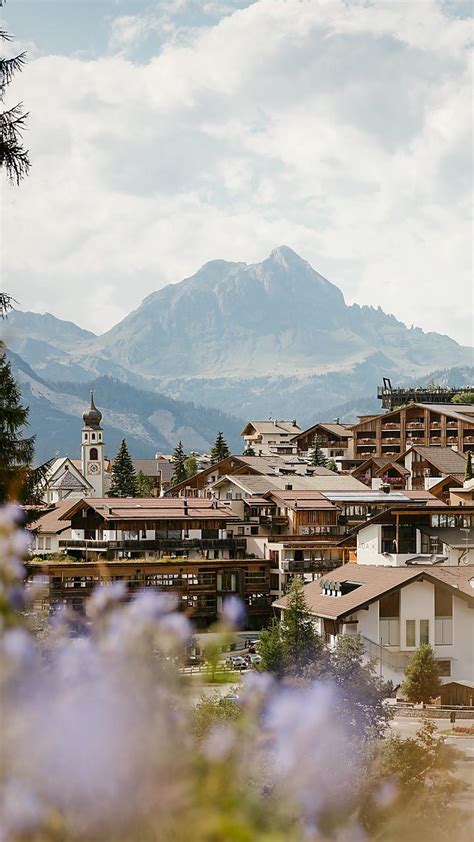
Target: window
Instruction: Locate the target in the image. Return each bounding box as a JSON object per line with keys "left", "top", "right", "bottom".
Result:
{"left": 91, "top": 433, "right": 96, "bottom": 441}
{"left": 435, "top": 618, "right": 453, "bottom": 645}
{"left": 380, "top": 619, "right": 400, "bottom": 645}
{"left": 420, "top": 619, "right": 429, "bottom": 645}
{"left": 406, "top": 620, "right": 416, "bottom": 647}
{"left": 436, "top": 660, "right": 451, "bottom": 677}
{"left": 45, "top": 537, "right": 51, "bottom": 550}
{"left": 38, "top": 537, "right": 44, "bottom": 550}
{"left": 89, "top": 447, "right": 98, "bottom": 461}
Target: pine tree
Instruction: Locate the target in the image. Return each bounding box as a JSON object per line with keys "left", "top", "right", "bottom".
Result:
{"left": 171, "top": 440, "right": 187, "bottom": 486}
{"left": 184, "top": 453, "right": 198, "bottom": 479}
{"left": 327, "top": 459, "right": 338, "bottom": 473}
{"left": 309, "top": 435, "right": 328, "bottom": 467}
{"left": 0, "top": 343, "right": 35, "bottom": 503}
{"left": 136, "top": 470, "right": 154, "bottom": 497}
{"left": 210, "top": 431, "right": 230, "bottom": 464}
{"left": 242, "top": 445, "right": 255, "bottom": 457}
{"left": 1, "top": 10, "right": 30, "bottom": 184}
{"left": 465, "top": 451, "right": 473, "bottom": 481}
{"left": 259, "top": 577, "right": 325, "bottom": 678}
{"left": 401, "top": 644, "right": 442, "bottom": 704}
{"left": 108, "top": 439, "right": 137, "bottom": 497}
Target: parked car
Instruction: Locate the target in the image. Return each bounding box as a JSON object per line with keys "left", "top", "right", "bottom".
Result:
{"left": 245, "top": 653, "right": 262, "bottom": 666}
{"left": 227, "top": 655, "right": 247, "bottom": 670}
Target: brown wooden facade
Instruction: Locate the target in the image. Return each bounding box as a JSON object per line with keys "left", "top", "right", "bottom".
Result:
{"left": 27, "top": 557, "right": 273, "bottom": 630}
{"left": 352, "top": 403, "right": 474, "bottom": 459}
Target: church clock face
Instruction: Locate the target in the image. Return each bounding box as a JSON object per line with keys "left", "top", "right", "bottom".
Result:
{"left": 88, "top": 462, "right": 101, "bottom": 475}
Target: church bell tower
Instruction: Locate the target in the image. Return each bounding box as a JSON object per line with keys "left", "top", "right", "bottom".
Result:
{"left": 81, "top": 392, "right": 105, "bottom": 497}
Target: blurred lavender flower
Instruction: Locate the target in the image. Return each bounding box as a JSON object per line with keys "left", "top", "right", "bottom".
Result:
{"left": 221, "top": 595, "right": 246, "bottom": 628}
{"left": 202, "top": 724, "right": 236, "bottom": 762}
{"left": 2, "top": 627, "right": 36, "bottom": 668}
{"left": 0, "top": 503, "right": 23, "bottom": 528}
{"left": 0, "top": 778, "right": 44, "bottom": 840}
{"left": 87, "top": 580, "right": 127, "bottom": 618}
{"left": 157, "top": 611, "right": 193, "bottom": 645}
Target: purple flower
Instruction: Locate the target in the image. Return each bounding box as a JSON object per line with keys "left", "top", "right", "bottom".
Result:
{"left": 221, "top": 596, "right": 245, "bottom": 628}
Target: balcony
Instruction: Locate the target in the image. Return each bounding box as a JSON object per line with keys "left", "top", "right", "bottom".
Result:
{"left": 59, "top": 538, "right": 247, "bottom": 552}
{"left": 430, "top": 422, "right": 441, "bottom": 429}
{"left": 357, "top": 437, "right": 376, "bottom": 444}
{"left": 446, "top": 422, "right": 458, "bottom": 429}
{"left": 406, "top": 422, "right": 424, "bottom": 430}
{"left": 381, "top": 423, "right": 400, "bottom": 431}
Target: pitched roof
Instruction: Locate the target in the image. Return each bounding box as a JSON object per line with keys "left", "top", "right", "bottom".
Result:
{"left": 241, "top": 420, "right": 301, "bottom": 436}
{"left": 403, "top": 446, "right": 466, "bottom": 475}
{"left": 55, "top": 470, "right": 89, "bottom": 491}
{"left": 30, "top": 500, "right": 75, "bottom": 534}
{"left": 213, "top": 474, "right": 368, "bottom": 495}
{"left": 273, "top": 563, "right": 474, "bottom": 619}
{"left": 291, "top": 422, "right": 353, "bottom": 441}
{"left": 59, "top": 497, "right": 238, "bottom": 522}
{"left": 266, "top": 490, "right": 338, "bottom": 511}
{"left": 132, "top": 459, "right": 174, "bottom": 482}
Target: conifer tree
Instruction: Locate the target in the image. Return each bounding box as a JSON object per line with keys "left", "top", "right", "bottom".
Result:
{"left": 465, "top": 451, "right": 473, "bottom": 482}
{"left": 309, "top": 435, "right": 328, "bottom": 467}
{"left": 136, "top": 469, "right": 154, "bottom": 497}
{"left": 0, "top": 344, "right": 35, "bottom": 503}
{"left": 259, "top": 577, "right": 325, "bottom": 677}
{"left": 171, "top": 440, "right": 187, "bottom": 486}
{"left": 108, "top": 439, "right": 137, "bottom": 497}
{"left": 1, "top": 7, "right": 30, "bottom": 184}
{"left": 210, "top": 431, "right": 230, "bottom": 464}
{"left": 242, "top": 445, "right": 255, "bottom": 457}
{"left": 401, "top": 644, "right": 441, "bottom": 704}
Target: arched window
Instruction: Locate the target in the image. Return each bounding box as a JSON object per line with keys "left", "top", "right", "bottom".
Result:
{"left": 91, "top": 433, "right": 96, "bottom": 441}
{"left": 84, "top": 433, "right": 88, "bottom": 440}
{"left": 90, "top": 447, "right": 98, "bottom": 461}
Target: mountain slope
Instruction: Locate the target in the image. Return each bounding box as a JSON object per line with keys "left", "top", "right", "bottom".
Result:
{"left": 4, "top": 246, "right": 472, "bottom": 423}
{"left": 87, "top": 246, "right": 469, "bottom": 379}
{"left": 8, "top": 351, "right": 243, "bottom": 463}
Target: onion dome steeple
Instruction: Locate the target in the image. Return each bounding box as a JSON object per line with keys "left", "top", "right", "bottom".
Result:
{"left": 82, "top": 391, "right": 102, "bottom": 429}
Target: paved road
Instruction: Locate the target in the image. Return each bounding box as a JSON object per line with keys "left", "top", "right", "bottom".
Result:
{"left": 391, "top": 716, "right": 474, "bottom": 812}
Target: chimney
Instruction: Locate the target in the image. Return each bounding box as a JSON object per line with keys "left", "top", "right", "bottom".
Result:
{"left": 183, "top": 497, "right": 189, "bottom": 515}
{"left": 292, "top": 420, "right": 297, "bottom": 427}
{"left": 381, "top": 483, "right": 391, "bottom": 494}
{"left": 285, "top": 483, "right": 293, "bottom": 491}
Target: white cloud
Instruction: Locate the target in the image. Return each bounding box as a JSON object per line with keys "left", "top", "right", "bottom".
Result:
{"left": 2, "top": 0, "right": 473, "bottom": 345}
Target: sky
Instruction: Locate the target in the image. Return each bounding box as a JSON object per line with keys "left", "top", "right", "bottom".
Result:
{"left": 1, "top": 0, "right": 473, "bottom": 344}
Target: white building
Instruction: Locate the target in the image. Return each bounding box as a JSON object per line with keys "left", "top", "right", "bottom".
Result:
{"left": 41, "top": 393, "right": 108, "bottom": 503}
{"left": 273, "top": 504, "right": 474, "bottom": 688}
{"left": 241, "top": 420, "right": 301, "bottom": 456}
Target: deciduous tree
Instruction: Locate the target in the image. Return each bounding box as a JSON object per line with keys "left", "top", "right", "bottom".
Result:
{"left": 184, "top": 453, "right": 198, "bottom": 479}
{"left": 136, "top": 469, "right": 154, "bottom": 497}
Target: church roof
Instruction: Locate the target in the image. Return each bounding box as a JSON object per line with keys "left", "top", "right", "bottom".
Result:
{"left": 54, "top": 468, "right": 89, "bottom": 491}
{"left": 83, "top": 392, "right": 102, "bottom": 429}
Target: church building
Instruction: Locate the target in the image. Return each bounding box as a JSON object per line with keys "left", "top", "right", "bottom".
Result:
{"left": 42, "top": 393, "right": 108, "bottom": 503}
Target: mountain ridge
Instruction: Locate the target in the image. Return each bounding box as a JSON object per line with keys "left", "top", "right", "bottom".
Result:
{"left": 3, "top": 246, "right": 472, "bottom": 422}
